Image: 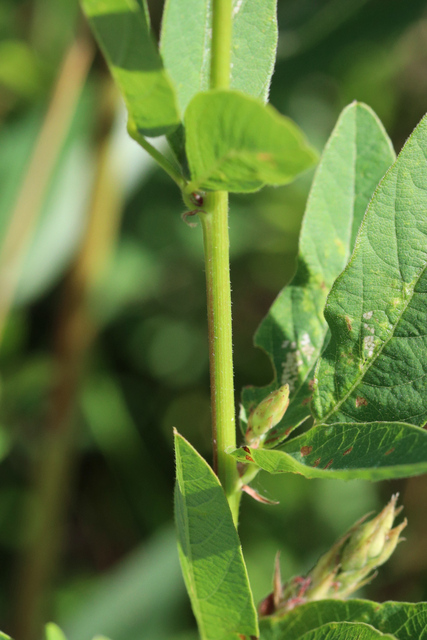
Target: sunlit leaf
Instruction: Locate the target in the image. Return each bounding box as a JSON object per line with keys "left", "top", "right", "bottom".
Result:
{"left": 259, "top": 599, "right": 427, "bottom": 640}
{"left": 290, "top": 623, "right": 396, "bottom": 640}
{"left": 241, "top": 102, "right": 395, "bottom": 445}
{"left": 185, "top": 90, "right": 317, "bottom": 193}
{"left": 312, "top": 112, "right": 427, "bottom": 428}
{"left": 45, "top": 623, "right": 67, "bottom": 640}
{"left": 230, "top": 421, "right": 427, "bottom": 480}
{"left": 81, "top": 0, "right": 179, "bottom": 135}
{"left": 174, "top": 431, "right": 258, "bottom": 640}
{"left": 160, "top": 0, "right": 277, "bottom": 114}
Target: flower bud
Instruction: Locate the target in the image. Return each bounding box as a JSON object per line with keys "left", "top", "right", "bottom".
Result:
{"left": 259, "top": 495, "right": 407, "bottom": 616}
{"left": 341, "top": 494, "right": 402, "bottom": 572}
{"left": 245, "top": 385, "right": 290, "bottom": 447}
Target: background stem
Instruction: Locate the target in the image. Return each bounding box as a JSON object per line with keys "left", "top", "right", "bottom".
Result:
{"left": 12, "top": 80, "right": 123, "bottom": 640}
{"left": 0, "top": 36, "right": 93, "bottom": 343}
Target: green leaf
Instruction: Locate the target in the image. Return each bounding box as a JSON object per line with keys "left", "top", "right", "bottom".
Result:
{"left": 174, "top": 431, "right": 258, "bottom": 640}
{"left": 81, "top": 0, "right": 179, "bottom": 136}
{"left": 295, "top": 623, "right": 396, "bottom": 640}
{"left": 313, "top": 112, "right": 427, "bottom": 427}
{"left": 160, "top": 0, "right": 278, "bottom": 114}
{"left": 261, "top": 620, "right": 395, "bottom": 640}
{"left": 45, "top": 623, "right": 67, "bottom": 640}
{"left": 241, "top": 102, "right": 395, "bottom": 445}
{"left": 185, "top": 90, "right": 317, "bottom": 193}
{"left": 231, "top": 421, "right": 427, "bottom": 480}
{"left": 259, "top": 599, "right": 427, "bottom": 640}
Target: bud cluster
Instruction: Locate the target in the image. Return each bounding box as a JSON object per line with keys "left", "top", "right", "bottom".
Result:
{"left": 259, "top": 494, "right": 407, "bottom": 617}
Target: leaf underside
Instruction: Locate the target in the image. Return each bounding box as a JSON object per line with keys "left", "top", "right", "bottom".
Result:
{"left": 185, "top": 89, "right": 317, "bottom": 193}
{"left": 241, "top": 102, "right": 395, "bottom": 446}
{"left": 160, "top": 0, "right": 278, "bottom": 115}
{"left": 81, "top": 0, "right": 179, "bottom": 136}
{"left": 174, "top": 432, "right": 258, "bottom": 640}
{"left": 259, "top": 599, "right": 427, "bottom": 640}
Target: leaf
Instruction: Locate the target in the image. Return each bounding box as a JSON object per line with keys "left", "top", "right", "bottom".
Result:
{"left": 45, "top": 624, "right": 68, "bottom": 640}
{"left": 259, "top": 599, "right": 427, "bottom": 640}
{"left": 312, "top": 112, "right": 427, "bottom": 428}
{"left": 230, "top": 421, "right": 427, "bottom": 480}
{"left": 185, "top": 90, "right": 317, "bottom": 193}
{"left": 160, "top": 0, "right": 278, "bottom": 114}
{"left": 59, "top": 527, "right": 186, "bottom": 640}
{"left": 295, "top": 623, "right": 396, "bottom": 640}
{"left": 241, "top": 102, "right": 395, "bottom": 445}
{"left": 261, "top": 620, "right": 395, "bottom": 640}
{"left": 81, "top": 0, "right": 179, "bottom": 136}
{"left": 174, "top": 431, "right": 258, "bottom": 640}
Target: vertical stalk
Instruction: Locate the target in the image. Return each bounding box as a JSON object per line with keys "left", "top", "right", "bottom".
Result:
{"left": 210, "top": 0, "right": 233, "bottom": 89}
{"left": 0, "top": 37, "right": 93, "bottom": 342}
{"left": 200, "top": 195, "right": 239, "bottom": 523}
{"left": 202, "top": 0, "right": 240, "bottom": 522}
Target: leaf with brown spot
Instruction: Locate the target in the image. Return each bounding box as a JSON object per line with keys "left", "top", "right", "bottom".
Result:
{"left": 231, "top": 422, "right": 427, "bottom": 481}
{"left": 241, "top": 102, "right": 395, "bottom": 446}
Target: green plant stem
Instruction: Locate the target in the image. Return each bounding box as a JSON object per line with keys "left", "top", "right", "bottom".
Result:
{"left": 204, "top": 0, "right": 240, "bottom": 522}
{"left": 199, "top": 194, "right": 240, "bottom": 525}
{"left": 127, "top": 122, "right": 185, "bottom": 190}
{"left": 210, "top": 0, "right": 233, "bottom": 89}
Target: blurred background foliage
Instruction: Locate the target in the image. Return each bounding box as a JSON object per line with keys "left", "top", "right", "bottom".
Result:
{"left": 1, "top": 1, "right": 427, "bottom": 639}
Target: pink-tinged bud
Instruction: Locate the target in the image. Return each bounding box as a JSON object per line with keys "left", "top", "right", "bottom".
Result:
{"left": 245, "top": 385, "right": 290, "bottom": 447}
{"left": 258, "top": 495, "right": 407, "bottom": 617}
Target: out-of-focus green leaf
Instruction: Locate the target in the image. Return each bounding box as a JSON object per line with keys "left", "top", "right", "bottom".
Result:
{"left": 81, "top": 0, "right": 179, "bottom": 136}
{"left": 259, "top": 599, "right": 427, "bottom": 640}
{"left": 160, "top": 0, "right": 277, "bottom": 114}
{"left": 312, "top": 112, "right": 427, "bottom": 428}
{"left": 174, "top": 431, "right": 258, "bottom": 640}
{"left": 9, "top": 90, "right": 94, "bottom": 305}
{"left": 241, "top": 102, "right": 395, "bottom": 445}
{"left": 231, "top": 421, "right": 427, "bottom": 480}
{"left": 45, "top": 623, "right": 68, "bottom": 640}
{"left": 61, "top": 528, "right": 186, "bottom": 640}
{"left": 185, "top": 90, "right": 317, "bottom": 193}
{"left": 0, "top": 39, "right": 42, "bottom": 99}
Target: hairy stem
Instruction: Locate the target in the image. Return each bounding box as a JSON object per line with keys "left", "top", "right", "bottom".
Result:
{"left": 203, "top": 0, "right": 240, "bottom": 522}
{"left": 200, "top": 194, "right": 240, "bottom": 524}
